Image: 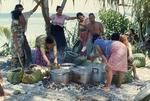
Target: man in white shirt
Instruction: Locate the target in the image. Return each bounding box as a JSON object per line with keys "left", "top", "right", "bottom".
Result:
{"left": 14, "top": 1, "right": 41, "bottom": 67}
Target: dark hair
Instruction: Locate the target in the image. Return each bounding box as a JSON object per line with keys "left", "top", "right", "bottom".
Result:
{"left": 76, "top": 12, "right": 84, "bottom": 18}
{"left": 56, "top": 6, "right": 62, "bottom": 11}
{"left": 92, "top": 34, "right": 100, "bottom": 43}
{"left": 11, "top": 10, "right": 22, "bottom": 20}
{"left": 11, "top": 4, "right": 23, "bottom": 20}
{"left": 111, "top": 33, "right": 120, "bottom": 40}
{"left": 130, "top": 28, "right": 135, "bottom": 34}
{"left": 89, "top": 13, "right": 95, "bottom": 17}
{"left": 15, "top": 4, "right": 23, "bottom": 10}
{"left": 45, "top": 36, "right": 54, "bottom": 44}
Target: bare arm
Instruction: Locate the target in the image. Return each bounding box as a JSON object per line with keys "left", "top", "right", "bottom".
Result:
{"left": 95, "top": 45, "right": 107, "bottom": 64}
{"left": 99, "top": 22, "right": 104, "bottom": 35}
{"left": 128, "top": 42, "right": 133, "bottom": 57}
{"left": 40, "top": 48, "right": 50, "bottom": 66}
{"left": 88, "top": 45, "right": 107, "bottom": 64}
{"left": 32, "top": 0, "right": 42, "bottom": 12}
{"left": 67, "top": 17, "right": 77, "bottom": 20}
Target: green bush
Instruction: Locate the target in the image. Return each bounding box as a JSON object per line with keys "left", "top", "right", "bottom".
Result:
{"left": 99, "top": 9, "right": 129, "bottom": 36}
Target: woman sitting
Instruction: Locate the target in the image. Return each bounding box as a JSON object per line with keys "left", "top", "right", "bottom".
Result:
{"left": 89, "top": 34, "right": 128, "bottom": 91}
{"left": 34, "top": 35, "right": 58, "bottom": 68}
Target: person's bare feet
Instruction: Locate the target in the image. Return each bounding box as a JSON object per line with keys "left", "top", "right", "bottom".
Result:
{"left": 4, "top": 92, "right": 11, "bottom": 96}
{"left": 133, "top": 75, "right": 139, "bottom": 80}
{"left": 101, "top": 86, "right": 110, "bottom": 92}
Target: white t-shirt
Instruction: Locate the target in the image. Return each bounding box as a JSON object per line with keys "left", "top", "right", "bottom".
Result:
{"left": 23, "top": 10, "right": 33, "bottom": 32}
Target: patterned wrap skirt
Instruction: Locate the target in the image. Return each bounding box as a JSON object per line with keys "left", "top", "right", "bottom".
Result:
{"left": 34, "top": 48, "right": 50, "bottom": 66}
{"left": 11, "top": 22, "right": 25, "bottom": 58}
{"left": 108, "top": 41, "right": 128, "bottom": 72}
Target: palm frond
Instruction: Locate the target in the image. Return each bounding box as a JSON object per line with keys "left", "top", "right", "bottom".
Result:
{"left": 72, "top": 0, "right": 75, "bottom": 6}
{"left": 0, "top": 26, "right": 11, "bottom": 41}
{"left": 50, "top": 0, "right": 53, "bottom": 6}
{"left": 19, "top": 0, "right": 21, "bottom": 4}
{"left": 3, "top": 28, "right": 11, "bottom": 40}
{"left": 84, "top": 0, "right": 88, "bottom": 5}
{"left": 33, "top": 0, "right": 39, "bottom": 3}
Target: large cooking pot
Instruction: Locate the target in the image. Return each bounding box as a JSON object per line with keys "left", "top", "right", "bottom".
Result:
{"left": 91, "top": 63, "right": 106, "bottom": 84}
{"left": 71, "top": 66, "right": 91, "bottom": 84}
{"left": 60, "top": 63, "right": 76, "bottom": 69}
{"left": 50, "top": 69, "right": 71, "bottom": 84}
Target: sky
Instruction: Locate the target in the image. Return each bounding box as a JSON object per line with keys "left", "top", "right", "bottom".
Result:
{"left": 0, "top": 0, "right": 103, "bottom": 13}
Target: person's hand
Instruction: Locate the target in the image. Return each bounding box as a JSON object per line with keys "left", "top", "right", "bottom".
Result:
{"left": 88, "top": 56, "right": 96, "bottom": 62}
{"left": 47, "top": 61, "right": 51, "bottom": 67}
{"left": 128, "top": 56, "right": 133, "bottom": 62}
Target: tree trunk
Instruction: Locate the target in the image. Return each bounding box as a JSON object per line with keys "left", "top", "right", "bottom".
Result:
{"left": 41, "top": 0, "right": 51, "bottom": 35}
{"left": 34, "top": 0, "right": 51, "bottom": 36}
{"left": 34, "top": 0, "right": 68, "bottom": 36}
{"left": 61, "top": 0, "right": 67, "bottom": 11}
{"left": 146, "top": 20, "right": 150, "bottom": 37}
{"left": 139, "top": 22, "right": 144, "bottom": 42}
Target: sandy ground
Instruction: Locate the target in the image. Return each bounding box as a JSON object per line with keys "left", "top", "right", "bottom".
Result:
{"left": 0, "top": 56, "right": 150, "bottom": 101}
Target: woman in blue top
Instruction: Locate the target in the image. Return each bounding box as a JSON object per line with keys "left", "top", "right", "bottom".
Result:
{"left": 89, "top": 34, "right": 127, "bottom": 91}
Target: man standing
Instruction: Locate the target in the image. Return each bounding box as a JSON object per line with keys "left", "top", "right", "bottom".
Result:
{"left": 86, "top": 13, "right": 104, "bottom": 39}
{"left": 12, "top": 1, "right": 41, "bottom": 68}
{"left": 86, "top": 13, "right": 104, "bottom": 56}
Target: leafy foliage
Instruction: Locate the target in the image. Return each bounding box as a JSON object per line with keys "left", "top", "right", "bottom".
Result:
{"left": 64, "top": 22, "right": 78, "bottom": 49}
{"left": 99, "top": 9, "right": 129, "bottom": 36}
{"left": 0, "top": 26, "right": 11, "bottom": 56}
{"left": 133, "top": 0, "right": 150, "bottom": 40}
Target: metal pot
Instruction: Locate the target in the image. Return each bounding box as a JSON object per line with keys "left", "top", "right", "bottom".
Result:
{"left": 50, "top": 69, "right": 71, "bottom": 84}
{"left": 60, "top": 63, "right": 76, "bottom": 69}
{"left": 71, "top": 66, "right": 91, "bottom": 84}
{"left": 91, "top": 63, "right": 106, "bottom": 84}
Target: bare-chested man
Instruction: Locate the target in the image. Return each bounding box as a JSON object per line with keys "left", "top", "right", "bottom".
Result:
{"left": 86, "top": 13, "right": 104, "bottom": 56}
{"left": 86, "top": 13, "right": 104, "bottom": 39}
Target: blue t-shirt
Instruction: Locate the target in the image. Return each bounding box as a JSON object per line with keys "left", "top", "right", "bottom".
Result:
{"left": 94, "top": 39, "right": 112, "bottom": 59}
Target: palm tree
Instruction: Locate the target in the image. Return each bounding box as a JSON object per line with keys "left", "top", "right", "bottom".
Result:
{"left": 0, "top": 0, "right": 130, "bottom": 34}
{"left": 32, "top": 0, "right": 127, "bottom": 34}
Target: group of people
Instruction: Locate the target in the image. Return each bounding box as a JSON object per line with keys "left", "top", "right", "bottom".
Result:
{"left": 0, "top": 1, "right": 140, "bottom": 97}
{"left": 10, "top": 0, "right": 104, "bottom": 68}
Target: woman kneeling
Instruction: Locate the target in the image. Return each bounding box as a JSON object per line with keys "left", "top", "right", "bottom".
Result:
{"left": 35, "top": 35, "right": 58, "bottom": 68}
